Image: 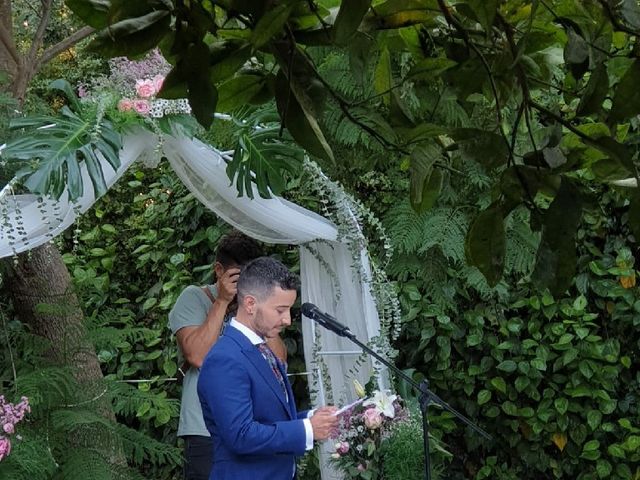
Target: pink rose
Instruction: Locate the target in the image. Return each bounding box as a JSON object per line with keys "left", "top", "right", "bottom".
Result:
{"left": 118, "top": 99, "right": 133, "bottom": 112}
{"left": 153, "top": 75, "right": 165, "bottom": 93}
{"left": 0, "top": 436, "right": 11, "bottom": 461}
{"left": 357, "top": 463, "right": 366, "bottom": 471}
{"left": 133, "top": 100, "right": 150, "bottom": 115}
{"left": 3, "top": 423, "right": 14, "bottom": 434}
{"left": 335, "top": 441, "right": 350, "bottom": 455}
{"left": 135, "top": 79, "right": 156, "bottom": 98}
{"left": 363, "top": 408, "right": 383, "bottom": 430}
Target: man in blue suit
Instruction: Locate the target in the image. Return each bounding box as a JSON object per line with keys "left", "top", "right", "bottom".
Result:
{"left": 197, "top": 256, "right": 338, "bottom": 479}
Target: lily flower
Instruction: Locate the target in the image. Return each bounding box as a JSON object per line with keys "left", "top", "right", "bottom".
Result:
{"left": 363, "top": 390, "right": 397, "bottom": 418}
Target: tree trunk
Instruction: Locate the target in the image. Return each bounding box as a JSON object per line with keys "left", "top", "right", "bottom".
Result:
{"left": 3, "top": 243, "right": 125, "bottom": 463}
{"left": 5, "top": 243, "right": 105, "bottom": 389}
{"left": 0, "top": 0, "right": 17, "bottom": 82}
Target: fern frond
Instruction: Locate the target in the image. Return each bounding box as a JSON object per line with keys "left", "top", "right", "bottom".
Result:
{"left": 15, "top": 366, "right": 76, "bottom": 411}
{"left": 113, "top": 422, "right": 182, "bottom": 467}
{"left": 50, "top": 408, "right": 181, "bottom": 468}
{"left": 53, "top": 449, "right": 114, "bottom": 480}
{"left": 86, "top": 309, "right": 157, "bottom": 352}
{"left": 418, "top": 208, "right": 468, "bottom": 263}
{"left": 504, "top": 209, "right": 539, "bottom": 276}
{"left": 384, "top": 201, "right": 468, "bottom": 262}
{"left": 0, "top": 430, "right": 57, "bottom": 480}
{"left": 107, "top": 381, "right": 179, "bottom": 419}
{"left": 383, "top": 201, "right": 428, "bottom": 254}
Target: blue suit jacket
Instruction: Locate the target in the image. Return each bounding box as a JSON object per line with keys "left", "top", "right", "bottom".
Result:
{"left": 197, "top": 325, "right": 308, "bottom": 480}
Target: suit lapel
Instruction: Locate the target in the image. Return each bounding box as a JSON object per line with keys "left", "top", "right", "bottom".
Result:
{"left": 243, "top": 347, "right": 292, "bottom": 417}
{"left": 225, "top": 325, "right": 293, "bottom": 418}
{"left": 278, "top": 360, "right": 297, "bottom": 418}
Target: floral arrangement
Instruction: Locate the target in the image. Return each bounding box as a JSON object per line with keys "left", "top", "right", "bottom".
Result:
{"left": 331, "top": 383, "right": 409, "bottom": 479}
{"left": 81, "top": 49, "right": 192, "bottom": 121}
{"left": 0, "top": 395, "right": 30, "bottom": 462}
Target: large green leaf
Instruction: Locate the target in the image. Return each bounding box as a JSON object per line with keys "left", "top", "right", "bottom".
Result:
{"left": 576, "top": 64, "right": 608, "bottom": 117}
{"left": 88, "top": 10, "right": 171, "bottom": 57}
{"left": 156, "top": 64, "right": 188, "bottom": 100}
{"left": 187, "top": 71, "right": 218, "bottom": 129}
{"left": 466, "top": 0, "right": 498, "bottom": 33}
{"left": 627, "top": 190, "right": 640, "bottom": 243}
{"left": 210, "top": 44, "right": 252, "bottom": 83}
{"left": 374, "top": 47, "right": 392, "bottom": 106}
{"left": 407, "top": 58, "right": 457, "bottom": 82}
{"left": 409, "top": 142, "right": 442, "bottom": 212}
{"left": 65, "top": 0, "right": 111, "bottom": 29}
{"left": 274, "top": 71, "right": 334, "bottom": 163}
{"left": 465, "top": 202, "right": 506, "bottom": 286}
{"left": 532, "top": 178, "right": 582, "bottom": 296}
{"left": 500, "top": 166, "right": 558, "bottom": 204}
{"left": 4, "top": 85, "right": 122, "bottom": 202}
{"left": 216, "top": 75, "right": 265, "bottom": 112}
{"left": 610, "top": 60, "right": 640, "bottom": 124}
{"left": 107, "top": 0, "right": 172, "bottom": 24}
{"left": 226, "top": 120, "right": 303, "bottom": 199}
{"left": 348, "top": 32, "right": 373, "bottom": 85}
{"left": 333, "top": 0, "right": 371, "bottom": 45}
{"left": 369, "top": 0, "right": 439, "bottom": 28}
{"left": 450, "top": 128, "right": 509, "bottom": 168}
{"left": 251, "top": 2, "right": 294, "bottom": 48}
{"left": 618, "top": 0, "right": 640, "bottom": 31}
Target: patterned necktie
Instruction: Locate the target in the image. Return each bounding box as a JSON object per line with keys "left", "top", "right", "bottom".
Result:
{"left": 257, "top": 343, "right": 287, "bottom": 397}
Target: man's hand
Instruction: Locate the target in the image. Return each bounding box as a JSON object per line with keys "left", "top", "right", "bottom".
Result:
{"left": 310, "top": 406, "right": 339, "bottom": 441}
{"left": 217, "top": 267, "right": 241, "bottom": 304}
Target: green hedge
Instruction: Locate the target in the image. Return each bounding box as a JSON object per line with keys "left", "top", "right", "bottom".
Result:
{"left": 396, "top": 239, "right": 639, "bottom": 479}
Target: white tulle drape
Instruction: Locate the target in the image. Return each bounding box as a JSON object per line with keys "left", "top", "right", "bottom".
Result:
{"left": 1, "top": 131, "right": 388, "bottom": 479}
{"left": 0, "top": 130, "right": 158, "bottom": 258}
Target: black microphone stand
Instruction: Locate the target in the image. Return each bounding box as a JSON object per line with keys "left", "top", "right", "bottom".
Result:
{"left": 316, "top": 325, "right": 492, "bottom": 480}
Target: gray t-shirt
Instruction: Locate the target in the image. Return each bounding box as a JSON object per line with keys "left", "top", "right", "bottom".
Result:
{"left": 169, "top": 284, "right": 219, "bottom": 437}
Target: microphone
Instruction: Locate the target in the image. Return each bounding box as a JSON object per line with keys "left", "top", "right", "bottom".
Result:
{"left": 301, "top": 303, "right": 354, "bottom": 339}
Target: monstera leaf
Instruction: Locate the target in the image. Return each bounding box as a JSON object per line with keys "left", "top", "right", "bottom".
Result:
{"left": 4, "top": 80, "right": 122, "bottom": 201}
{"left": 225, "top": 109, "right": 304, "bottom": 199}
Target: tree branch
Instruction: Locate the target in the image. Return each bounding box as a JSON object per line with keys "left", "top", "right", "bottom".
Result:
{"left": 499, "top": 14, "right": 539, "bottom": 154}
{"left": 528, "top": 100, "right": 590, "bottom": 143}
{"left": 435, "top": 0, "right": 510, "bottom": 148}
{"left": 0, "top": 20, "right": 20, "bottom": 66}
{"left": 27, "top": 0, "right": 53, "bottom": 65}
{"left": 596, "top": 0, "right": 640, "bottom": 36}
{"left": 37, "top": 26, "right": 95, "bottom": 69}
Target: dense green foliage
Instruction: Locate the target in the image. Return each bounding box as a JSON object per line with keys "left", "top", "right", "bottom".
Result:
{"left": 387, "top": 186, "right": 640, "bottom": 479}
{"left": 2, "top": 1, "right": 640, "bottom": 479}
{"left": 51, "top": 0, "right": 640, "bottom": 295}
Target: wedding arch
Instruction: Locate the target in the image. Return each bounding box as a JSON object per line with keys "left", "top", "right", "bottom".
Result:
{"left": 1, "top": 125, "right": 398, "bottom": 478}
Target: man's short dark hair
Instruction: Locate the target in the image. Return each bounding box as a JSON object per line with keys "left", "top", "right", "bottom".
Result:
{"left": 216, "top": 230, "right": 263, "bottom": 268}
{"left": 237, "top": 257, "right": 300, "bottom": 302}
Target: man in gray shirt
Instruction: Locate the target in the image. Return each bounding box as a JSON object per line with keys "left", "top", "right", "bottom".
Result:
{"left": 169, "top": 231, "right": 287, "bottom": 480}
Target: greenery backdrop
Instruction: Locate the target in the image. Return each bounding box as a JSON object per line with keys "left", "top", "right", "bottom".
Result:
{"left": 1, "top": 0, "right": 639, "bottom": 479}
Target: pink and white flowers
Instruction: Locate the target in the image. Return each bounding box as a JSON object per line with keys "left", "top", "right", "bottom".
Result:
{"left": 133, "top": 99, "right": 151, "bottom": 115}
{"left": 364, "top": 389, "right": 398, "bottom": 419}
{"left": 135, "top": 79, "right": 157, "bottom": 98}
{"left": 363, "top": 408, "right": 383, "bottom": 430}
{"left": 118, "top": 98, "right": 134, "bottom": 112}
{"left": 0, "top": 395, "right": 30, "bottom": 462}
{"left": 330, "top": 386, "right": 408, "bottom": 480}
